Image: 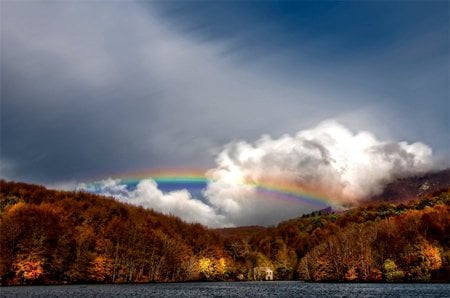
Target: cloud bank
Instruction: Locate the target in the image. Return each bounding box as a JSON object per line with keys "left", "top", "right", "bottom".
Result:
{"left": 82, "top": 121, "right": 434, "bottom": 227}
{"left": 78, "top": 178, "right": 229, "bottom": 227}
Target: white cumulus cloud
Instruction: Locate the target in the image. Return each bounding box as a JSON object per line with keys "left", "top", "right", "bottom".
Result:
{"left": 80, "top": 121, "right": 434, "bottom": 227}
{"left": 78, "top": 178, "right": 230, "bottom": 227}
{"left": 203, "top": 120, "right": 433, "bottom": 225}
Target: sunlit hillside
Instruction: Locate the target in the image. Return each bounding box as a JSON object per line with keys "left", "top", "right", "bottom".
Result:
{"left": 1, "top": 179, "right": 449, "bottom": 285}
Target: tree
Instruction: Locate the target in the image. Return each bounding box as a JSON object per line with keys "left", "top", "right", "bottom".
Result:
{"left": 13, "top": 255, "right": 44, "bottom": 285}
{"left": 345, "top": 267, "right": 358, "bottom": 281}
{"left": 67, "top": 225, "right": 96, "bottom": 281}
{"left": 214, "top": 258, "right": 228, "bottom": 279}
{"left": 383, "top": 259, "right": 404, "bottom": 282}
{"left": 403, "top": 239, "right": 442, "bottom": 282}
{"left": 89, "top": 256, "right": 113, "bottom": 282}
{"left": 198, "top": 257, "right": 214, "bottom": 280}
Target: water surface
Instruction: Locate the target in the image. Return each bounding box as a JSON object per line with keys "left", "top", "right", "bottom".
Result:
{"left": 1, "top": 282, "right": 449, "bottom": 297}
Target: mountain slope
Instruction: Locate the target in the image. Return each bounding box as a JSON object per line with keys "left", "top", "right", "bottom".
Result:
{"left": 0, "top": 180, "right": 228, "bottom": 285}
{"left": 1, "top": 178, "right": 449, "bottom": 285}
{"left": 371, "top": 168, "right": 450, "bottom": 203}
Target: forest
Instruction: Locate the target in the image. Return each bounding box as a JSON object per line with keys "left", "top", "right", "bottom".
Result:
{"left": 0, "top": 180, "right": 449, "bottom": 285}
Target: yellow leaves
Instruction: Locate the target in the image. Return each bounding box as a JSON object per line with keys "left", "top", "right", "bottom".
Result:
{"left": 383, "top": 259, "right": 404, "bottom": 282}
{"left": 197, "top": 257, "right": 228, "bottom": 280}
{"left": 198, "top": 257, "right": 214, "bottom": 279}
{"left": 215, "top": 258, "right": 227, "bottom": 276}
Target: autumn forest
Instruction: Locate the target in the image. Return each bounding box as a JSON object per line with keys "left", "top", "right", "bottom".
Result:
{"left": 0, "top": 180, "right": 449, "bottom": 285}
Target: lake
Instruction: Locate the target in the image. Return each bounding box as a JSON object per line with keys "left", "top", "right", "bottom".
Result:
{"left": 1, "top": 282, "right": 449, "bottom": 297}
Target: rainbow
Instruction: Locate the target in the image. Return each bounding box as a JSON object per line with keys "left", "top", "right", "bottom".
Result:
{"left": 246, "top": 178, "right": 340, "bottom": 208}
{"left": 116, "top": 168, "right": 207, "bottom": 185}
{"left": 91, "top": 168, "right": 339, "bottom": 208}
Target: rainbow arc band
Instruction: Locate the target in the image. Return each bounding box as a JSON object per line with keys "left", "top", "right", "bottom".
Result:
{"left": 106, "top": 168, "right": 338, "bottom": 208}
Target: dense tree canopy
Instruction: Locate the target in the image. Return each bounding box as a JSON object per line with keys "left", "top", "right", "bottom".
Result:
{"left": 0, "top": 180, "right": 449, "bottom": 285}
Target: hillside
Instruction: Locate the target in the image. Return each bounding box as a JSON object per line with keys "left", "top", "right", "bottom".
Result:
{"left": 213, "top": 170, "right": 450, "bottom": 240}
{"left": 0, "top": 181, "right": 227, "bottom": 285}
{"left": 213, "top": 226, "right": 266, "bottom": 239}
{"left": 371, "top": 168, "right": 450, "bottom": 203}
{"left": 1, "top": 179, "right": 449, "bottom": 285}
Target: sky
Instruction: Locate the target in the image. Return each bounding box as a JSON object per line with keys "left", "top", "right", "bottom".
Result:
{"left": 1, "top": 1, "right": 449, "bottom": 227}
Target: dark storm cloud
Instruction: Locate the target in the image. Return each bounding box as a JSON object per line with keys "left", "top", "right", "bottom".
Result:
{"left": 154, "top": 1, "right": 449, "bottom": 149}
{"left": 1, "top": 1, "right": 449, "bottom": 185}
{"left": 1, "top": 2, "right": 161, "bottom": 182}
